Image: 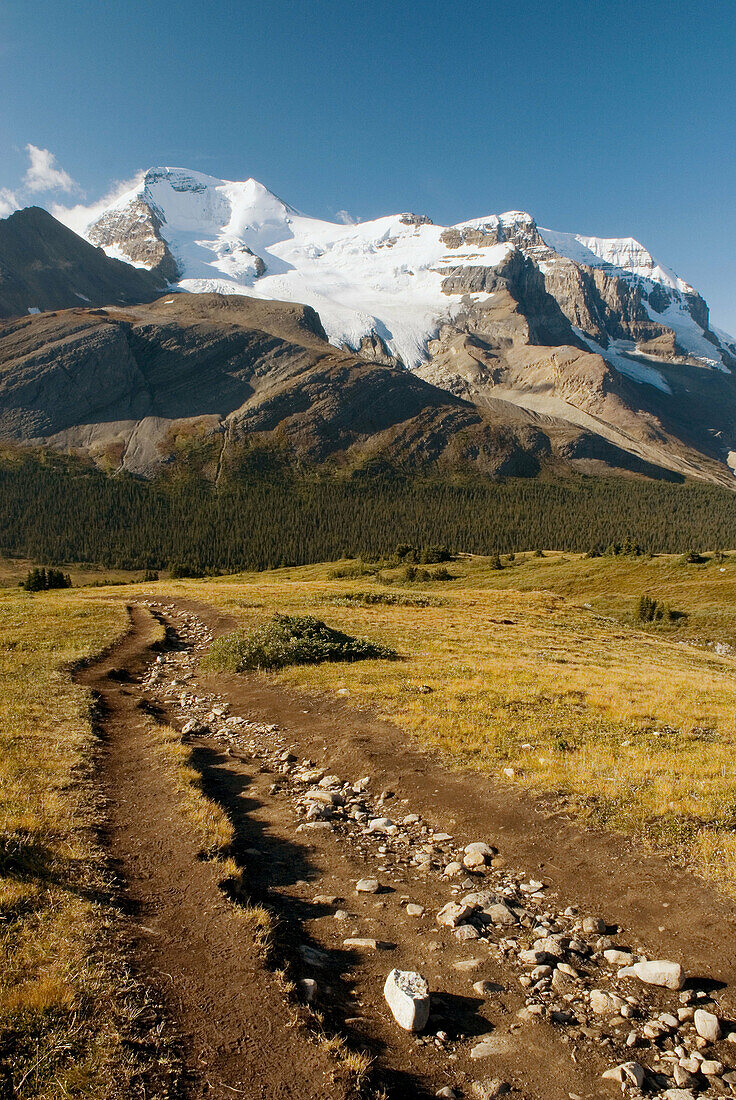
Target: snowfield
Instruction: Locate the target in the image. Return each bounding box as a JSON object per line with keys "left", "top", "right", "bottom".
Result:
{"left": 78, "top": 166, "right": 734, "bottom": 376}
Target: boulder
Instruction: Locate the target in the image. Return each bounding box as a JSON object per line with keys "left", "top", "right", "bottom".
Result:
{"left": 383, "top": 969, "right": 430, "bottom": 1031}
{"left": 618, "top": 959, "right": 685, "bottom": 990}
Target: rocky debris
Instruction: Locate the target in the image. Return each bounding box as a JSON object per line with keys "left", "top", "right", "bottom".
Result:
{"left": 383, "top": 969, "right": 430, "bottom": 1031}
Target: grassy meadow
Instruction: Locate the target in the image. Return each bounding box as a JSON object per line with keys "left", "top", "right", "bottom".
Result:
{"left": 149, "top": 549, "right": 736, "bottom": 890}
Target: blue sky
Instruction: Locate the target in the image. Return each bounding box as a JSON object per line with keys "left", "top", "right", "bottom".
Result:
{"left": 1, "top": 0, "right": 734, "bottom": 331}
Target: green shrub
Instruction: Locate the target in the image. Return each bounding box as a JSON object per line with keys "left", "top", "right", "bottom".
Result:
{"left": 205, "top": 614, "right": 397, "bottom": 671}
{"left": 635, "top": 594, "right": 685, "bottom": 624}
{"left": 680, "top": 550, "right": 706, "bottom": 565}
{"left": 322, "top": 591, "right": 444, "bottom": 607}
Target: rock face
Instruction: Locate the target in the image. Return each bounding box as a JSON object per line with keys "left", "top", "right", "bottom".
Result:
{"left": 383, "top": 969, "right": 430, "bottom": 1031}
{"left": 87, "top": 197, "right": 181, "bottom": 282}
{"left": 0, "top": 207, "right": 165, "bottom": 318}
{"left": 0, "top": 292, "right": 674, "bottom": 481}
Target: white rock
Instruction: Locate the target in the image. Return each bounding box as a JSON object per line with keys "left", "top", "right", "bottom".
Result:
{"left": 443, "top": 861, "right": 463, "bottom": 877}
{"left": 618, "top": 959, "right": 685, "bottom": 990}
{"left": 464, "top": 841, "right": 496, "bottom": 858}
{"left": 355, "top": 878, "right": 380, "bottom": 893}
{"left": 344, "top": 937, "right": 378, "bottom": 949}
{"left": 603, "top": 948, "right": 634, "bottom": 966}
{"left": 455, "top": 924, "right": 479, "bottom": 941}
{"left": 406, "top": 903, "right": 425, "bottom": 917}
{"left": 694, "top": 1008, "right": 722, "bottom": 1042}
{"left": 383, "top": 968, "right": 430, "bottom": 1031}
{"left": 463, "top": 851, "right": 487, "bottom": 869}
{"left": 368, "top": 817, "right": 395, "bottom": 833}
{"left": 590, "top": 990, "right": 626, "bottom": 1015}
{"left": 473, "top": 980, "right": 503, "bottom": 996}
{"left": 700, "top": 1059, "right": 724, "bottom": 1076}
{"left": 601, "top": 1062, "right": 646, "bottom": 1086}
{"left": 436, "top": 902, "right": 471, "bottom": 927}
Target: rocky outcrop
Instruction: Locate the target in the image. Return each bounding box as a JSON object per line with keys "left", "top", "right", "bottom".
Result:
{"left": 442, "top": 249, "right": 583, "bottom": 351}
{"left": 352, "top": 332, "right": 402, "bottom": 368}
{"left": 88, "top": 197, "right": 180, "bottom": 282}
{"left": 0, "top": 207, "right": 166, "bottom": 319}
{"left": 441, "top": 213, "right": 545, "bottom": 252}
{"left": 399, "top": 213, "right": 433, "bottom": 226}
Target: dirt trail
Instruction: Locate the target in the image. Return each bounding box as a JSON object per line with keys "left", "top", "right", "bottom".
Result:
{"left": 77, "top": 605, "right": 351, "bottom": 1100}
{"left": 81, "top": 597, "right": 736, "bottom": 1100}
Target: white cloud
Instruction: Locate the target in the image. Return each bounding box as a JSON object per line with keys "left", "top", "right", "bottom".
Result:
{"left": 52, "top": 171, "right": 144, "bottom": 236}
{"left": 335, "top": 209, "right": 357, "bottom": 225}
{"left": 0, "top": 188, "right": 19, "bottom": 218}
{"left": 23, "top": 144, "right": 77, "bottom": 194}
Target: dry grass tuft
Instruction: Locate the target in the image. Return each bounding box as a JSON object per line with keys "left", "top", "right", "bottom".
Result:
{"left": 151, "top": 724, "right": 234, "bottom": 858}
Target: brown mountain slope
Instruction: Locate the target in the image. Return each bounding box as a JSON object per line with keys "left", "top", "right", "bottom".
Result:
{"left": 0, "top": 293, "right": 678, "bottom": 481}
{"left": 0, "top": 207, "right": 166, "bottom": 318}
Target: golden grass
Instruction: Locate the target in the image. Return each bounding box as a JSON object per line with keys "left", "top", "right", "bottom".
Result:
{"left": 150, "top": 723, "right": 234, "bottom": 859}
{"left": 0, "top": 588, "right": 134, "bottom": 1097}
{"left": 115, "top": 552, "right": 736, "bottom": 894}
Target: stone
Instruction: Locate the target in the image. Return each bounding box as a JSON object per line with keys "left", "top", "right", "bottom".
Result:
{"left": 473, "top": 980, "right": 503, "bottom": 995}
{"left": 618, "top": 960, "right": 685, "bottom": 990}
{"left": 590, "top": 990, "right": 626, "bottom": 1015}
{"left": 455, "top": 924, "right": 480, "bottom": 941}
{"left": 453, "top": 958, "right": 482, "bottom": 972}
{"left": 299, "top": 977, "right": 317, "bottom": 1003}
{"left": 482, "top": 902, "right": 518, "bottom": 926}
{"left": 673, "top": 1066, "right": 700, "bottom": 1088}
{"left": 464, "top": 851, "right": 487, "bottom": 870}
{"left": 470, "top": 1041, "right": 496, "bottom": 1059}
{"left": 700, "top": 1059, "right": 724, "bottom": 1076}
{"left": 603, "top": 948, "right": 635, "bottom": 966}
{"left": 601, "top": 1062, "right": 646, "bottom": 1087}
{"left": 333, "top": 909, "right": 349, "bottom": 921}
{"left": 368, "top": 817, "right": 395, "bottom": 833}
{"left": 663, "top": 1091, "right": 696, "bottom": 1100}
{"left": 694, "top": 1008, "right": 722, "bottom": 1042}
{"left": 355, "top": 878, "right": 380, "bottom": 893}
{"left": 435, "top": 1089, "right": 457, "bottom": 1099}
{"left": 436, "top": 902, "right": 472, "bottom": 927}
{"left": 470, "top": 1080, "right": 510, "bottom": 1099}
{"left": 464, "top": 841, "right": 496, "bottom": 859}
{"left": 383, "top": 968, "right": 430, "bottom": 1031}
{"left": 433, "top": 832, "right": 453, "bottom": 842}
{"left": 343, "top": 937, "right": 378, "bottom": 949}
{"left": 406, "top": 903, "right": 425, "bottom": 917}
{"left": 443, "top": 861, "right": 463, "bottom": 877}
{"left": 582, "top": 916, "right": 607, "bottom": 934}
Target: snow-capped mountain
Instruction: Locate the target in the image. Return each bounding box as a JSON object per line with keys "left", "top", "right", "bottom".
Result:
{"left": 84, "top": 167, "right": 734, "bottom": 377}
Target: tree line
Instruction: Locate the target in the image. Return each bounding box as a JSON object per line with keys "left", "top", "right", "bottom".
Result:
{"left": 2, "top": 451, "right": 736, "bottom": 572}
